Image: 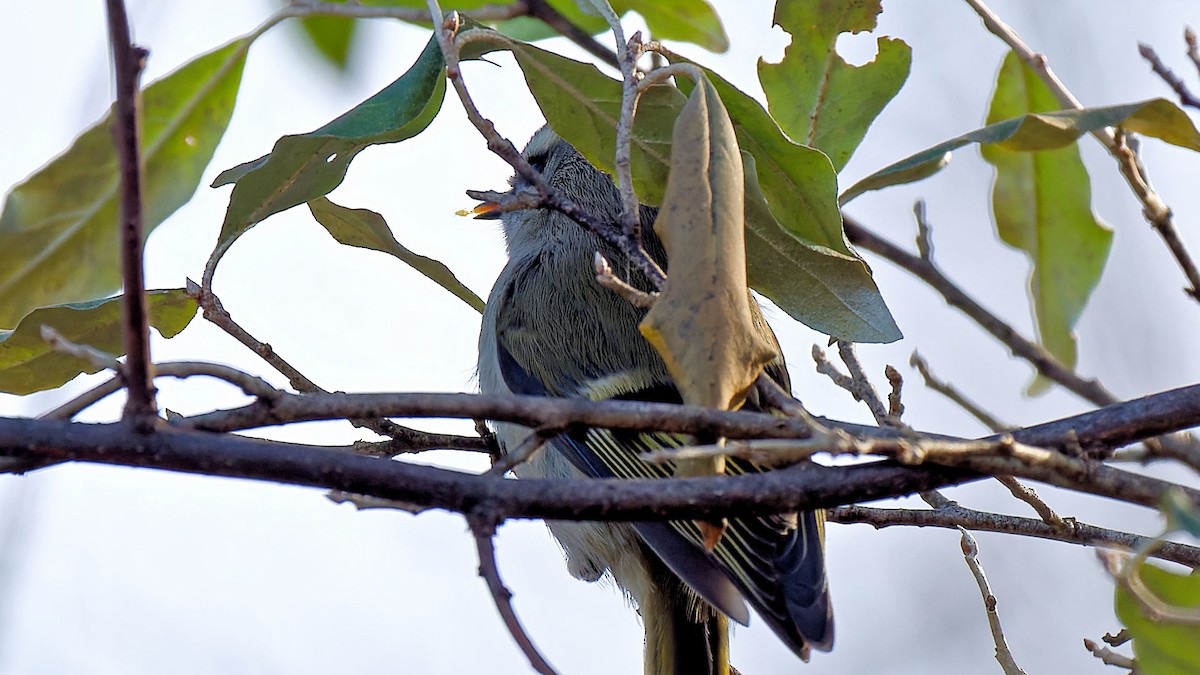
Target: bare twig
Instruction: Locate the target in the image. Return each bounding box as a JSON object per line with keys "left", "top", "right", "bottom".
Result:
{"left": 469, "top": 515, "right": 559, "bottom": 675}
{"left": 994, "top": 475, "right": 1066, "bottom": 528}
{"left": 833, "top": 504, "right": 1200, "bottom": 565}
{"left": 844, "top": 216, "right": 1116, "bottom": 404}
{"left": 522, "top": 0, "right": 619, "bottom": 69}
{"left": 958, "top": 528, "right": 1027, "bottom": 675}
{"left": 913, "top": 200, "right": 934, "bottom": 261}
{"left": 1187, "top": 27, "right": 1200, "bottom": 78}
{"left": 885, "top": 365, "right": 904, "bottom": 420}
{"left": 183, "top": 281, "right": 480, "bottom": 452}
{"left": 40, "top": 327, "right": 123, "bottom": 372}
{"left": 1139, "top": 42, "right": 1200, "bottom": 109}
{"left": 444, "top": 22, "right": 666, "bottom": 288}
{"left": 488, "top": 429, "right": 554, "bottom": 477}
{"left": 1104, "top": 629, "right": 1132, "bottom": 647}
{"left": 1082, "top": 639, "right": 1136, "bottom": 670}
{"left": 105, "top": 0, "right": 156, "bottom": 425}
{"left": 964, "top": 0, "right": 1200, "bottom": 304}
{"left": 594, "top": 252, "right": 656, "bottom": 308}
{"left": 910, "top": 351, "right": 1009, "bottom": 432}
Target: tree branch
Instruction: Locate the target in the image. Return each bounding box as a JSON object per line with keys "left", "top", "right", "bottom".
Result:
{"left": 830, "top": 504, "right": 1200, "bottom": 567}
{"left": 105, "top": 0, "right": 156, "bottom": 425}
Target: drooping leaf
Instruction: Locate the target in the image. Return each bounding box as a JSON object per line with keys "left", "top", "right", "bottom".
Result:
{"left": 0, "top": 39, "right": 247, "bottom": 329}
{"left": 0, "top": 289, "right": 197, "bottom": 396}
{"left": 1115, "top": 561, "right": 1200, "bottom": 675}
{"left": 506, "top": 36, "right": 899, "bottom": 342}
{"left": 298, "top": 0, "right": 358, "bottom": 71}
{"left": 209, "top": 36, "right": 446, "bottom": 272}
{"left": 743, "top": 153, "right": 900, "bottom": 343}
{"left": 982, "top": 51, "right": 1113, "bottom": 393}
{"left": 307, "top": 197, "right": 483, "bottom": 312}
{"left": 842, "top": 97, "right": 1200, "bottom": 204}
{"left": 758, "top": 0, "right": 910, "bottom": 171}
{"left": 639, "top": 75, "right": 778, "bottom": 417}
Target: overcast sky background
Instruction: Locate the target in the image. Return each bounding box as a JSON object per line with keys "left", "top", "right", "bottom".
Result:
{"left": 1, "top": 1, "right": 1199, "bottom": 673}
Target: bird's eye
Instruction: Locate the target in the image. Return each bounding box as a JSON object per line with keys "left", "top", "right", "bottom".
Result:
{"left": 527, "top": 154, "right": 548, "bottom": 174}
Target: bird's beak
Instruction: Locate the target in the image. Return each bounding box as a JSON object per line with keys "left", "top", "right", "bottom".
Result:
{"left": 469, "top": 201, "right": 503, "bottom": 220}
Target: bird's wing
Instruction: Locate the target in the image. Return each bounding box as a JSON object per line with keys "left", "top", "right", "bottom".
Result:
{"left": 494, "top": 334, "right": 833, "bottom": 658}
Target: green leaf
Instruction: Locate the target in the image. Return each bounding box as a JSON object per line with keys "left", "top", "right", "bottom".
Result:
{"left": 743, "top": 153, "right": 900, "bottom": 343}
{"left": 0, "top": 39, "right": 247, "bottom": 329}
{"left": 982, "top": 51, "right": 1112, "bottom": 391}
{"left": 758, "top": 0, "right": 910, "bottom": 171}
{"left": 298, "top": 4, "right": 358, "bottom": 71}
{"left": 209, "top": 36, "right": 446, "bottom": 272}
{"left": 678, "top": 66, "right": 854, "bottom": 258}
{"left": 507, "top": 37, "right": 898, "bottom": 342}
{"left": 1115, "top": 562, "right": 1200, "bottom": 675}
{"left": 1161, "top": 489, "right": 1200, "bottom": 539}
{"left": 842, "top": 96, "right": 1200, "bottom": 203}
{"left": 307, "top": 197, "right": 484, "bottom": 312}
{"left": 511, "top": 40, "right": 684, "bottom": 205}
{"left": 620, "top": 0, "right": 728, "bottom": 53}
{"left": 0, "top": 289, "right": 197, "bottom": 396}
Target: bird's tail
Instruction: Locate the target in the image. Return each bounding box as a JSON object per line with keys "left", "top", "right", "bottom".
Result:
{"left": 642, "top": 553, "right": 731, "bottom": 675}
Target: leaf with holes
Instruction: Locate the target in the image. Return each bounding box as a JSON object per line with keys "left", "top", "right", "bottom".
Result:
{"left": 759, "top": 0, "right": 910, "bottom": 171}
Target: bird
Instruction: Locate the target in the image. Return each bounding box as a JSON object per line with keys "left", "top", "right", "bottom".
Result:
{"left": 476, "top": 125, "right": 833, "bottom": 674}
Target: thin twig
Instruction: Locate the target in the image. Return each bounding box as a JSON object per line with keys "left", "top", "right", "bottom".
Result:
{"left": 885, "top": 365, "right": 904, "bottom": 420}
{"left": 910, "top": 351, "right": 1009, "bottom": 432}
{"left": 40, "top": 327, "right": 123, "bottom": 372}
{"left": 105, "top": 0, "right": 156, "bottom": 425}
{"left": 469, "top": 514, "right": 559, "bottom": 675}
{"left": 1104, "top": 629, "right": 1132, "bottom": 647}
{"left": 964, "top": 0, "right": 1200, "bottom": 304}
{"left": 958, "top": 528, "right": 1028, "bottom": 675}
{"left": 994, "top": 475, "right": 1067, "bottom": 528}
{"left": 487, "top": 429, "right": 554, "bottom": 477}
{"left": 522, "top": 0, "right": 619, "bottom": 69}
{"left": 40, "top": 361, "right": 280, "bottom": 422}
{"left": 843, "top": 215, "right": 1116, "bottom": 405}
{"left": 1082, "top": 639, "right": 1136, "bottom": 670}
{"left": 1187, "top": 27, "right": 1200, "bottom": 78}
{"left": 445, "top": 24, "right": 666, "bottom": 288}
{"left": 829, "top": 504, "right": 1200, "bottom": 567}
{"left": 182, "top": 280, "right": 469, "bottom": 452}
{"left": 594, "top": 252, "right": 656, "bottom": 308}
{"left": 1139, "top": 42, "right": 1200, "bottom": 109}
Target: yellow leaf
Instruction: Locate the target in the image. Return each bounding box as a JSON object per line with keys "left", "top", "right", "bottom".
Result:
{"left": 639, "top": 74, "right": 779, "bottom": 451}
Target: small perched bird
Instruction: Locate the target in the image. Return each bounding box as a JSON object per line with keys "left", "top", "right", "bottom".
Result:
{"left": 477, "top": 126, "right": 833, "bottom": 674}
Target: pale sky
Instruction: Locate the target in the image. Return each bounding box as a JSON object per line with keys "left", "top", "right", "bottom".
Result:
{"left": 1, "top": 1, "right": 1198, "bottom": 674}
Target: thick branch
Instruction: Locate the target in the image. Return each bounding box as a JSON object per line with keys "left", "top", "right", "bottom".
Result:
{"left": 1, "top": 384, "right": 1199, "bottom": 519}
